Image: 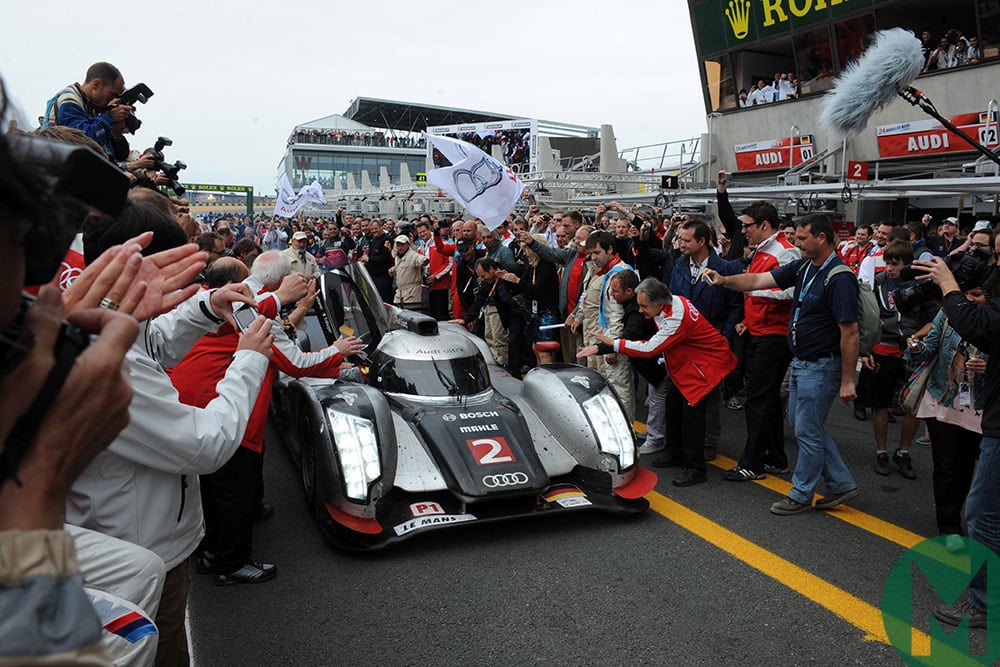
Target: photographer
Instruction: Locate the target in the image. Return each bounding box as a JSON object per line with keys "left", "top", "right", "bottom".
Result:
{"left": 43, "top": 62, "right": 132, "bottom": 163}
{"left": 914, "top": 253, "right": 1000, "bottom": 628}
{"left": 859, "top": 241, "right": 937, "bottom": 479}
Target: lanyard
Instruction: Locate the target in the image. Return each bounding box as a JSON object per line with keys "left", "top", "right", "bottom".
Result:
{"left": 791, "top": 254, "right": 835, "bottom": 327}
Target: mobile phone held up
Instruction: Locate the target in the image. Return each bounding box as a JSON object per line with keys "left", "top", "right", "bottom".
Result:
{"left": 232, "top": 304, "right": 260, "bottom": 333}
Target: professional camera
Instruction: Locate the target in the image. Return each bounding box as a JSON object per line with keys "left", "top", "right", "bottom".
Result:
{"left": 116, "top": 83, "right": 154, "bottom": 134}
{"left": 138, "top": 136, "right": 187, "bottom": 196}
{"left": 6, "top": 133, "right": 129, "bottom": 284}
{"left": 892, "top": 248, "right": 992, "bottom": 310}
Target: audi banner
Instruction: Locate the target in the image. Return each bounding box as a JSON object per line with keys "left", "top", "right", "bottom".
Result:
{"left": 733, "top": 135, "right": 814, "bottom": 172}
{"left": 876, "top": 111, "right": 1000, "bottom": 159}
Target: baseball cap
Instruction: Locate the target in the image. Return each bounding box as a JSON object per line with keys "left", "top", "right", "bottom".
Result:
{"left": 394, "top": 234, "right": 411, "bottom": 245}
{"left": 974, "top": 220, "right": 992, "bottom": 232}
{"left": 292, "top": 231, "right": 308, "bottom": 240}
{"left": 942, "top": 216, "right": 959, "bottom": 226}
{"left": 456, "top": 238, "right": 474, "bottom": 252}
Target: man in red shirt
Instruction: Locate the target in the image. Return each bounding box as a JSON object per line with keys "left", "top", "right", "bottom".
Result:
{"left": 417, "top": 219, "right": 454, "bottom": 320}
{"left": 580, "top": 277, "right": 736, "bottom": 487}
{"left": 170, "top": 251, "right": 364, "bottom": 585}
{"left": 839, "top": 224, "right": 874, "bottom": 274}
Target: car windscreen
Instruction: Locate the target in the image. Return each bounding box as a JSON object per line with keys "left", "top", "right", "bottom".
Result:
{"left": 376, "top": 355, "right": 491, "bottom": 397}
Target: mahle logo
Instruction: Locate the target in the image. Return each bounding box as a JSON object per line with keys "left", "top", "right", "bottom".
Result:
{"left": 725, "top": 0, "right": 751, "bottom": 39}
{"left": 882, "top": 536, "right": 1000, "bottom": 664}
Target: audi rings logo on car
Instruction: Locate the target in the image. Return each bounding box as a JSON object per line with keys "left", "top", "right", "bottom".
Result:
{"left": 482, "top": 472, "right": 529, "bottom": 488}
{"left": 442, "top": 413, "right": 457, "bottom": 422}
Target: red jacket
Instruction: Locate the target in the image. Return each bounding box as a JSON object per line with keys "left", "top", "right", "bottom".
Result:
{"left": 615, "top": 295, "right": 736, "bottom": 405}
{"left": 743, "top": 232, "right": 799, "bottom": 336}
{"left": 169, "top": 289, "right": 343, "bottom": 453}
{"left": 425, "top": 234, "right": 455, "bottom": 291}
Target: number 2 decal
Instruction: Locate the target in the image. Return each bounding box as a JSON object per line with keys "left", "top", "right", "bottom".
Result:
{"left": 467, "top": 437, "right": 516, "bottom": 465}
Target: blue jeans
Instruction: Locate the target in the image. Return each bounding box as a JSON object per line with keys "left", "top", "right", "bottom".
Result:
{"left": 787, "top": 357, "right": 857, "bottom": 504}
{"left": 966, "top": 435, "right": 1000, "bottom": 611}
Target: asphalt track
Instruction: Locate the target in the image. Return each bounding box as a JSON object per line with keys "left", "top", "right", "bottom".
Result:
{"left": 188, "top": 398, "right": 988, "bottom": 666}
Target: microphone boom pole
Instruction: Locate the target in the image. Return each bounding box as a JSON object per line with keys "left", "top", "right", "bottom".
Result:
{"left": 899, "top": 86, "right": 1000, "bottom": 167}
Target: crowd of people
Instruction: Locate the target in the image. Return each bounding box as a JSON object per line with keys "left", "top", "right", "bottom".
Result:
{"left": 920, "top": 27, "right": 986, "bottom": 71}
{"left": 738, "top": 71, "right": 801, "bottom": 107}
{"left": 287, "top": 128, "right": 426, "bottom": 149}
{"left": 5, "top": 59, "right": 1000, "bottom": 666}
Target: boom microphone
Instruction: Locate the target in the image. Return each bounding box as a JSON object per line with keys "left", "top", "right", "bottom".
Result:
{"left": 818, "top": 28, "right": 924, "bottom": 140}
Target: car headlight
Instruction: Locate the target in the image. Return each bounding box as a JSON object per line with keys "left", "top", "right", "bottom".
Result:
{"left": 582, "top": 392, "right": 635, "bottom": 469}
{"left": 327, "top": 410, "right": 381, "bottom": 501}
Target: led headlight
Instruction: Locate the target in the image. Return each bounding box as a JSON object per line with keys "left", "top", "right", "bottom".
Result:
{"left": 582, "top": 391, "right": 635, "bottom": 469}
{"left": 327, "top": 410, "right": 381, "bottom": 501}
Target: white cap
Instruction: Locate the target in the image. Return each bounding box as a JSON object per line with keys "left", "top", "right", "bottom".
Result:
{"left": 974, "top": 220, "right": 992, "bottom": 232}
{"left": 942, "top": 216, "right": 959, "bottom": 225}
{"left": 394, "top": 235, "right": 410, "bottom": 245}
{"left": 292, "top": 231, "right": 308, "bottom": 240}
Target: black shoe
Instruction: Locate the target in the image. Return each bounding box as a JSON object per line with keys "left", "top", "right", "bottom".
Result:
{"left": 255, "top": 502, "right": 275, "bottom": 522}
{"left": 887, "top": 411, "right": 897, "bottom": 424}
{"left": 672, "top": 469, "right": 707, "bottom": 487}
{"left": 875, "top": 451, "right": 890, "bottom": 476}
{"left": 815, "top": 487, "right": 860, "bottom": 510}
{"left": 215, "top": 560, "right": 277, "bottom": 587}
{"left": 195, "top": 551, "right": 215, "bottom": 575}
{"left": 853, "top": 403, "right": 867, "bottom": 421}
{"left": 763, "top": 464, "right": 790, "bottom": 475}
{"left": 893, "top": 449, "right": 916, "bottom": 480}
{"left": 721, "top": 466, "right": 764, "bottom": 482}
{"left": 933, "top": 591, "right": 987, "bottom": 628}
{"left": 650, "top": 453, "right": 685, "bottom": 468}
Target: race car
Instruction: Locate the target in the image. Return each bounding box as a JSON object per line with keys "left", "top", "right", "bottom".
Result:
{"left": 270, "top": 261, "right": 656, "bottom": 550}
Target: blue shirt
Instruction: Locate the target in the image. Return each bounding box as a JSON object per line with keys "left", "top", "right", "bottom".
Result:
{"left": 771, "top": 256, "right": 858, "bottom": 360}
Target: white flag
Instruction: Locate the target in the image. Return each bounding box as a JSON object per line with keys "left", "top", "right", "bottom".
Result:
{"left": 299, "top": 180, "right": 326, "bottom": 205}
{"left": 424, "top": 133, "right": 523, "bottom": 230}
{"left": 273, "top": 176, "right": 326, "bottom": 217}
{"left": 273, "top": 174, "right": 305, "bottom": 218}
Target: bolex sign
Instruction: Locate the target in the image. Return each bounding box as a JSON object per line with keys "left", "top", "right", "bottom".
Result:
{"left": 876, "top": 111, "right": 1000, "bottom": 159}
{"left": 734, "top": 135, "right": 814, "bottom": 171}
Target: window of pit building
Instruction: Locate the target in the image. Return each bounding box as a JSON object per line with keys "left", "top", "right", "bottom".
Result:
{"left": 704, "top": 54, "right": 738, "bottom": 110}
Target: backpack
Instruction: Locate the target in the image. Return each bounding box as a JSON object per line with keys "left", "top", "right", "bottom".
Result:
{"left": 797, "top": 262, "right": 881, "bottom": 357}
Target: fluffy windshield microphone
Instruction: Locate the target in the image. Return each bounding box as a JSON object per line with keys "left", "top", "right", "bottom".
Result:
{"left": 818, "top": 28, "right": 924, "bottom": 140}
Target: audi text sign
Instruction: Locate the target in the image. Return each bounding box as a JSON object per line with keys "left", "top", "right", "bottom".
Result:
{"left": 734, "top": 135, "right": 814, "bottom": 172}
{"left": 876, "top": 111, "right": 999, "bottom": 159}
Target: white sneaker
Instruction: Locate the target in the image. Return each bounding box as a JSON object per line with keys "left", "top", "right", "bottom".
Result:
{"left": 638, "top": 439, "right": 665, "bottom": 455}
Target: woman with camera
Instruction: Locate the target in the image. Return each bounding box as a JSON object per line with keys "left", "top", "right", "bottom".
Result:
{"left": 907, "top": 282, "right": 990, "bottom": 550}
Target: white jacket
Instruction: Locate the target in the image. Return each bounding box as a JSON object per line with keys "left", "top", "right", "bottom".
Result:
{"left": 66, "top": 291, "right": 269, "bottom": 570}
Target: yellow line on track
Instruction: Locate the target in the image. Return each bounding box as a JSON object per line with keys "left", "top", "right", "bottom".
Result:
{"left": 645, "top": 491, "right": 932, "bottom": 648}
{"left": 707, "top": 454, "right": 927, "bottom": 549}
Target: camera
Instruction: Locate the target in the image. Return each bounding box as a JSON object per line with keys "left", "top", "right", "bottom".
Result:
{"left": 115, "top": 83, "right": 154, "bottom": 134}
{"left": 6, "top": 133, "right": 129, "bottom": 285}
{"left": 0, "top": 294, "right": 91, "bottom": 482}
{"left": 138, "top": 136, "right": 187, "bottom": 197}
{"left": 232, "top": 303, "right": 260, "bottom": 333}
{"left": 892, "top": 248, "right": 992, "bottom": 310}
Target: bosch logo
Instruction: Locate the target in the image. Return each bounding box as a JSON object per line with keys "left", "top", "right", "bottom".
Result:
{"left": 482, "top": 472, "right": 529, "bottom": 488}
{"left": 460, "top": 410, "right": 500, "bottom": 420}
{"left": 442, "top": 413, "right": 457, "bottom": 422}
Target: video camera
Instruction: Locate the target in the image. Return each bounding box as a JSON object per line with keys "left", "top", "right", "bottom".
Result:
{"left": 115, "top": 83, "right": 153, "bottom": 134}
{"left": 892, "top": 248, "right": 992, "bottom": 310}
{"left": 139, "top": 136, "right": 187, "bottom": 196}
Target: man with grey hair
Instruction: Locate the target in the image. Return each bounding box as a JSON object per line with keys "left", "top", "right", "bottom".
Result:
{"left": 170, "top": 250, "right": 364, "bottom": 588}
{"left": 579, "top": 277, "right": 736, "bottom": 487}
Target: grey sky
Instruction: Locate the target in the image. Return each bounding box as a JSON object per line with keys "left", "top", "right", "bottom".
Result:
{"left": 1, "top": 0, "right": 706, "bottom": 194}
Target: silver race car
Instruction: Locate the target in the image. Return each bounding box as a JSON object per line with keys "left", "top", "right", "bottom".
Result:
{"left": 271, "top": 261, "right": 656, "bottom": 549}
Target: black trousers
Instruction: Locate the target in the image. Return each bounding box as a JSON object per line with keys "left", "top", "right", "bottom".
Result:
{"left": 740, "top": 334, "right": 792, "bottom": 473}
{"left": 429, "top": 288, "right": 450, "bottom": 321}
{"left": 200, "top": 447, "right": 258, "bottom": 574}
{"left": 926, "top": 418, "right": 981, "bottom": 534}
{"left": 665, "top": 382, "right": 712, "bottom": 472}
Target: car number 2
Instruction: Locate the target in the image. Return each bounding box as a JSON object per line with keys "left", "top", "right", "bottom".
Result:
{"left": 467, "top": 437, "right": 516, "bottom": 465}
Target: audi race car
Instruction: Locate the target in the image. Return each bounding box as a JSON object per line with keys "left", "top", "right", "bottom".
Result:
{"left": 270, "top": 260, "right": 656, "bottom": 550}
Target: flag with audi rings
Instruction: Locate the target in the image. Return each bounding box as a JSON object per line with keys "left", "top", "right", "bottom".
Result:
{"left": 273, "top": 174, "right": 326, "bottom": 218}
{"left": 424, "top": 133, "right": 523, "bottom": 231}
